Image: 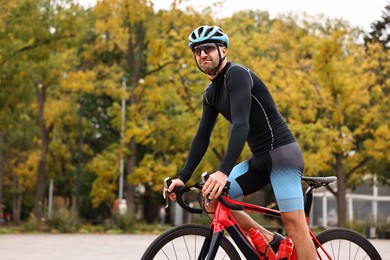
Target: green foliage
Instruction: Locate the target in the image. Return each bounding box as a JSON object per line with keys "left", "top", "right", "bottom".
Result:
{"left": 345, "top": 219, "right": 367, "bottom": 236}
{"left": 190, "top": 214, "right": 212, "bottom": 226}
{"left": 0, "top": 225, "right": 25, "bottom": 234}
{"left": 112, "top": 211, "right": 135, "bottom": 233}
{"left": 46, "top": 207, "right": 77, "bottom": 233}
{"left": 365, "top": 3, "right": 390, "bottom": 48}
{"left": 78, "top": 224, "right": 106, "bottom": 234}
{"left": 22, "top": 214, "right": 48, "bottom": 233}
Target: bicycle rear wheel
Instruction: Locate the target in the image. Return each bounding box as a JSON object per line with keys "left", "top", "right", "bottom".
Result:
{"left": 141, "top": 224, "right": 241, "bottom": 260}
{"left": 315, "top": 228, "right": 382, "bottom": 260}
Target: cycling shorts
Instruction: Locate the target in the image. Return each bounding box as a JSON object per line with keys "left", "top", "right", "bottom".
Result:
{"left": 227, "top": 142, "right": 304, "bottom": 212}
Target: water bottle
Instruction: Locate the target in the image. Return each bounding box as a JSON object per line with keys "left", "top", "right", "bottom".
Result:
{"left": 276, "top": 236, "right": 293, "bottom": 260}
{"left": 249, "top": 228, "right": 276, "bottom": 260}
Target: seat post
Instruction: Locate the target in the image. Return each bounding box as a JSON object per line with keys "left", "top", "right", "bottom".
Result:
{"left": 304, "top": 186, "right": 314, "bottom": 218}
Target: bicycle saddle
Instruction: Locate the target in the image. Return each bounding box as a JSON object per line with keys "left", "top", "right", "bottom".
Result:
{"left": 302, "top": 176, "right": 337, "bottom": 188}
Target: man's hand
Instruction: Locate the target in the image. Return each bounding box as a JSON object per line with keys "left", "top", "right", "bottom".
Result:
{"left": 163, "top": 179, "right": 185, "bottom": 201}
{"left": 202, "top": 171, "right": 228, "bottom": 199}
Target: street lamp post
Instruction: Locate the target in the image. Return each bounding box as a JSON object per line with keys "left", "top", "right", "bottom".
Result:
{"left": 118, "top": 77, "right": 127, "bottom": 202}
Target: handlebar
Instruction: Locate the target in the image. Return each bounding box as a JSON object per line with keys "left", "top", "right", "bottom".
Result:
{"left": 164, "top": 173, "right": 244, "bottom": 214}
{"left": 164, "top": 177, "right": 203, "bottom": 214}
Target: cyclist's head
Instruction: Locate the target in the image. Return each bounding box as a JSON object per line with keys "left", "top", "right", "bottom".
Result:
{"left": 188, "top": 25, "right": 229, "bottom": 76}
{"left": 188, "top": 25, "right": 229, "bottom": 50}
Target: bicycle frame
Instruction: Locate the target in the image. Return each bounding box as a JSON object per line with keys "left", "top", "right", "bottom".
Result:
{"left": 164, "top": 175, "right": 338, "bottom": 260}
{"left": 207, "top": 195, "right": 333, "bottom": 260}
{"left": 209, "top": 196, "right": 267, "bottom": 259}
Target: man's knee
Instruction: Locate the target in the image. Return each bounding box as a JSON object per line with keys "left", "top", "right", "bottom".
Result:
{"left": 281, "top": 210, "right": 307, "bottom": 231}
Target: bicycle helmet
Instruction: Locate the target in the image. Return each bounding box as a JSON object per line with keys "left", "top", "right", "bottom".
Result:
{"left": 188, "top": 25, "right": 229, "bottom": 49}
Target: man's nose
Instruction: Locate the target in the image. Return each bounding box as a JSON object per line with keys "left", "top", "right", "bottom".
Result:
{"left": 200, "top": 49, "right": 208, "bottom": 57}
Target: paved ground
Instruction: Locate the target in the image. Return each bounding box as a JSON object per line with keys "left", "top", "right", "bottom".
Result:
{"left": 0, "top": 233, "right": 389, "bottom": 259}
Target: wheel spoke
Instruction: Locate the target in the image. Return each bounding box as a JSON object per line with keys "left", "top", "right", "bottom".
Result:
{"left": 141, "top": 224, "right": 242, "bottom": 259}
{"left": 353, "top": 244, "right": 360, "bottom": 260}
{"left": 170, "top": 241, "right": 178, "bottom": 260}
{"left": 337, "top": 239, "right": 341, "bottom": 260}
{"left": 349, "top": 239, "right": 351, "bottom": 259}
{"left": 316, "top": 229, "right": 382, "bottom": 260}
{"left": 329, "top": 240, "right": 336, "bottom": 259}
{"left": 161, "top": 248, "right": 169, "bottom": 260}
{"left": 182, "top": 235, "right": 191, "bottom": 259}
{"left": 194, "top": 235, "right": 196, "bottom": 259}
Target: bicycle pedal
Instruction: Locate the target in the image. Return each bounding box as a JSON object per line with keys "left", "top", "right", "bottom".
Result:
{"left": 270, "top": 232, "right": 284, "bottom": 254}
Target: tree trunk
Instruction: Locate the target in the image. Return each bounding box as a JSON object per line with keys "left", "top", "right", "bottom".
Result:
{"left": 12, "top": 174, "right": 21, "bottom": 225}
{"left": 336, "top": 153, "right": 347, "bottom": 227}
{"left": 123, "top": 19, "right": 146, "bottom": 214}
{"left": 123, "top": 61, "right": 140, "bottom": 212}
{"left": 33, "top": 83, "right": 51, "bottom": 221}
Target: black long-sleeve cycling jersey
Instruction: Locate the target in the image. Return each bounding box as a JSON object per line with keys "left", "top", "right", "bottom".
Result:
{"left": 178, "top": 62, "right": 296, "bottom": 183}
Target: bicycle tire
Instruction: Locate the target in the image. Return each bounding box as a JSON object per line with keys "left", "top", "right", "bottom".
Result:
{"left": 315, "top": 228, "right": 382, "bottom": 260}
{"left": 141, "top": 224, "right": 241, "bottom": 260}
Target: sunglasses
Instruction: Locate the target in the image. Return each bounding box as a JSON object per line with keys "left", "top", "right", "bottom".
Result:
{"left": 192, "top": 43, "right": 223, "bottom": 56}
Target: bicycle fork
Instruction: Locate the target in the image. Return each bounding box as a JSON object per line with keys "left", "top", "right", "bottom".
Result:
{"left": 207, "top": 202, "right": 260, "bottom": 260}
{"left": 200, "top": 225, "right": 224, "bottom": 260}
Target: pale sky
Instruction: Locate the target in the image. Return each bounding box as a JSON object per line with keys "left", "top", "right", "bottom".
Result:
{"left": 80, "top": 0, "right": 389, "bottom": 31}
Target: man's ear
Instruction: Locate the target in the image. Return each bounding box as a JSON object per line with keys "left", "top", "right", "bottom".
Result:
{"left": 222, "top": 46, "right": 228, "bottom": 56}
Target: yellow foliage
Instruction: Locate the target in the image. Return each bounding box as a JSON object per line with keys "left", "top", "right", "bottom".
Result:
{"left": 61, "top": 70, "right": 96, "bottom": 93}
{"left": 365, "top": 125, "right": 390, "bottom": 160}
{"left": 88, "top": 149, "right": 120, "bottom": 208}
{"left": 44, "top": 98, "right": 73, "bottom": 128}
{"left": 11, "top": 149, "right": 40, "bottom": 189}
{"left": 132, "top": 154, "right": 178, "bottom": 192}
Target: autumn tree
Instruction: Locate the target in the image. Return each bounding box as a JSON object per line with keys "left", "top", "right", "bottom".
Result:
{"left": 2, "top": 0, "right": 88, "bottom": 221}
{"left": 80, "top": 0, "right": 155, "bottom": 211}
{"left": 365, "top": 3, "right": 390, "bottom": 48}
{"left": 84, "top": 0, "right": 212, "bottom": 212}
{"left": 0, "top": 0, "right": 41, "bottom": 223}
{"left": 279, "top": 17, "right": 389, "bottom": 226}
{"left": 363, "top": 3, "right": 390, "bottom": 184}
{"left": 0, "top": 0, "right": 18, "bottom": 221}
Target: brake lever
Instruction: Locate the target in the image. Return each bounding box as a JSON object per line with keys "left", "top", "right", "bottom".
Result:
{"left": 164, "top": 177, "right": 172, "bottom": 208}
{"left": 201, "top": 172, "right": 211, "bottom": 206}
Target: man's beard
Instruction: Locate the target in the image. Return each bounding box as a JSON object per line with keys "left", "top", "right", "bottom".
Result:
{"left": 199, "top": 60, "right": 218, "bottom": 74}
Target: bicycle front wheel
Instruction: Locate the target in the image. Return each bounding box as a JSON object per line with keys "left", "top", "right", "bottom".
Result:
{"left": 315, "top": 228, "right": 382, "bottom": 260}
{"left": 141, "top": 224, "right": 241, "bottom": 260}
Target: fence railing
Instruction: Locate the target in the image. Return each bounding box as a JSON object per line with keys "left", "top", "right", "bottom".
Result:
{"left": 309, "top": 178, "right": 390, "bottom": 228}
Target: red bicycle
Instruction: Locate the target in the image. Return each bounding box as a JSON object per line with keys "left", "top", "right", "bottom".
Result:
{"left": 141, "top": 173, "right": 382, "bottom": 259}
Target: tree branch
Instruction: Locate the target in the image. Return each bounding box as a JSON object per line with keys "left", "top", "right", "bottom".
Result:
{"left": 347, "top": 157, "right": 371, "bottom": 176}
{"left": 13, "top": 34, "right": 75, "bottom": 55}
{"left": 326, "top": 185, "right": 337, "bottom": 197}
{"left": 143, "top": 60, "right": 176, "bottom": 77}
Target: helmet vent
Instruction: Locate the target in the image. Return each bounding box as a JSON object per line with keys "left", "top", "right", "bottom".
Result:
{"left": 205, "top": 27, "right": 214, "bottom": 36}
{"left": 190, "top": 32, "right": 196, "bottom": 40}
{"left": 198, "top": 27, "right": 204, "bottom": 35}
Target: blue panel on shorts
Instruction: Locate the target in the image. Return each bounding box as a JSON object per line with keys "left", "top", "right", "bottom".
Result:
{"left": 227, "top": 160, "right": 249, "bottom": 198}
{"left": 270, "top": 168, "right": 304, "bottom": 212}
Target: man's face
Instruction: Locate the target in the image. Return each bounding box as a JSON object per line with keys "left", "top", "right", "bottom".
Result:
{"left": 192, "top": 42, "right": 227, "bottom": 74}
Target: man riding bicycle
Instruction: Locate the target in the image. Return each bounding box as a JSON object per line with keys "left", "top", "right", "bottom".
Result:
{"left": 164, "top": 25, "right": 317, "bottom": 260}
